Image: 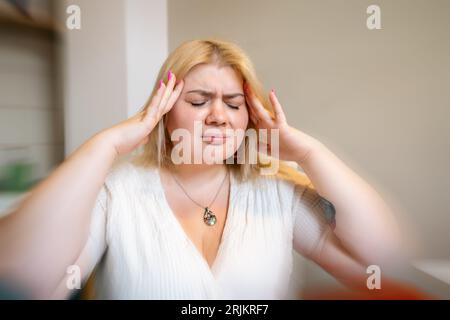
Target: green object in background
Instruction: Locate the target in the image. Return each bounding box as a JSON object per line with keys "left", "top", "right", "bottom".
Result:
{"left": 0, "top": 161, "right": 34, "bottom": 192}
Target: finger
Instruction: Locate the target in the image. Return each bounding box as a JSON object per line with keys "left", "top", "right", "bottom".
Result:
{"left": 143, "top": 81, "right": 166, "bottom": 123}
{"left": 244, "top": 88, "right": 260, "bottom": 117}
{"left": 244, "top": 84, "right": 270, "bottom": 121}
{"left": 269, "top": 89, "right": 286, "bottom": 123}
{"left": 157, "top": 70, "right": 177, "bottom": 114}
{"left": 149, "top": 80, "right": 166, "bottom": 108}
{"left": 162, "top": 79, "right": 184, "bottom": 114}
{"left": 246, "top": 98, "right": 261, "bottom": 127}
{"left": 249, "top": 113, "right": 258, "bottom": 126}
{"left": 246, "top": 88, "right": 272, "bottom": 123}
{"left": 246, "top": 102, "right": 259, "bottom": 125}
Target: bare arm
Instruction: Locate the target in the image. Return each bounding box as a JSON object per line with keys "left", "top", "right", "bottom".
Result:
{"left": 297, "top": 139, "right": 402, "bottom": 267}
{"left": 310, "top": 229, "right": 369, "bottom": 292}
{"left": 244, "top": 85, "right": 403, "bottom": 269}
{"left": 0, "top": 73, "right": 183, "bottom": 298}
{"left": 0, "top": 133, "right": 117, "bottom": 298}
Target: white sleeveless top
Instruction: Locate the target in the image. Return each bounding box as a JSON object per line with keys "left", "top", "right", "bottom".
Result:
{"left": 82, "top": 160, "right": 333, "bottom": 299}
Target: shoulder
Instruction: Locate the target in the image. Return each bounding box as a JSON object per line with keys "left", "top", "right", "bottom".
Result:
{"left": 103, "top": 158, "right": 159, "bottom": 193}
{"left": 238, "top": 162, "right": 314, "bottom": 219}
{"left": 254, "top": 161, "right": 312, "bottom": 199}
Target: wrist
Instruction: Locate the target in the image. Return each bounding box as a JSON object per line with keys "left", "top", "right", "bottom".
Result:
{"left": 295, "top": 136, "right": 324, "bottom": 166}
{"left": 90, "top": 129, "right": 120, "bottom": 159}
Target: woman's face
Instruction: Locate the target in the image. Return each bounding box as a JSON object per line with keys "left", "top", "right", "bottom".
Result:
{"left": 165, "top": 63, "right": 249, "bottom": 164}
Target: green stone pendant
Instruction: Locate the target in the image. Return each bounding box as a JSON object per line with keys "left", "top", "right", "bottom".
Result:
{"left": 203, "top": 207, "right": 217, "bottom": 226}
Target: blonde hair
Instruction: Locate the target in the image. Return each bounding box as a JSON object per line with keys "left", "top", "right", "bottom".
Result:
{"left": 132, "top": 38, "right": 310, "bottom": 185}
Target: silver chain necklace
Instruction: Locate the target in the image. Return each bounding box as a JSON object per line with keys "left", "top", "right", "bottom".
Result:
{"left": 170, "top": 169, "right": 229, "bottom": 226}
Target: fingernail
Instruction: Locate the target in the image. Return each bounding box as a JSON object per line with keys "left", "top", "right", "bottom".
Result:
{"left": 159, "top": 80, "right": 163, "bottom": 88}
{"left": 168, "top": 70, "right": 172, "bottom": 81}
{"left": 271, "top": 88, "right": 275, "bottom": 94}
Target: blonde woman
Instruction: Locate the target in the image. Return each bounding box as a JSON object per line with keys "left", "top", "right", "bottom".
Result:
{"left": 0, "top": 39, "right": 402, "bottom": 299}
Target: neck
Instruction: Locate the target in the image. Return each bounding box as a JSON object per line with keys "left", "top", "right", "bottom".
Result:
{"left": 166, "top": 163, "right": 228, "bottom": 183}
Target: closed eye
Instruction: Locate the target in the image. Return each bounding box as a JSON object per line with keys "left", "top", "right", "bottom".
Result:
{"left": 190, "top": 102, "right": 206, "bottom": 107}
{"left": 190, "top": 101, "right": 240, "bottom": 110}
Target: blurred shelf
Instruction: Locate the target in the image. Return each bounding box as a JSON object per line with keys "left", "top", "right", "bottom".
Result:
{"left": 0, "top": 6, "right": 62, "bottom": 38}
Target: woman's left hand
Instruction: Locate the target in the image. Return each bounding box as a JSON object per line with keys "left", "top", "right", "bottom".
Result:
{"left": 245, "top": 85, "right": 403, "bottom": 268}
{"left": 244, "top": 83, "right": 319, "bottom": 164}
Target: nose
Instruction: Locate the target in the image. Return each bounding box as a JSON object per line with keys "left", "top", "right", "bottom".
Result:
{"left": 205, "top": 99, "right": 227, "bottom": 127}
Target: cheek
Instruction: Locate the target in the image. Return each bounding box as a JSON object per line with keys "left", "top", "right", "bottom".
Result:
{"left": 228, "top": 109, "right": 249, "bottom": 150}
{"left": 166, "top": 101, "right": 204, "bottom": 134}
{"left": 232, "top": 107, "right": 249, "bottom": 130}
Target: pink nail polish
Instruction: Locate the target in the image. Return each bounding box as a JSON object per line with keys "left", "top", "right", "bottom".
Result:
{"left": 159, "top": 80, "right": 163, "bottom": 88}
{"left": 168, "top": 70, "right": 172, "bottom": 81}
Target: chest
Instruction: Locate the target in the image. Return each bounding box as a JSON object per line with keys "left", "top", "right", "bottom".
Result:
{"left": 102, "top": 173, "right": 295, "bottom": 299}
{"left": 162, "top": 176, "right": 231, "bottom": 269}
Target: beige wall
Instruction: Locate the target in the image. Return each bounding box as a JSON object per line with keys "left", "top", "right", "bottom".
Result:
{"left": 61, "top": 0, "right": 128, "bottom": 154}
{"left": 168, "top": 0, "right": 450, "bottom": 289}
{"left": 60, "top": 0, "right": 168, "bottom": 154}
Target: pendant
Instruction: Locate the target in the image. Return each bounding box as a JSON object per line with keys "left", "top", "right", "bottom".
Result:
{"left": 203, "top": 207, "right": 217, "bottom": 226}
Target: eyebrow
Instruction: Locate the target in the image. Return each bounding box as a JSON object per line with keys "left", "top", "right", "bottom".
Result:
{"left": 186, "top": 89, "right": 244, "bottom": 99}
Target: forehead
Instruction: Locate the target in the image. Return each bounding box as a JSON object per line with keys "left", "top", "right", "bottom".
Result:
{"left": 184, "top": 63, "right": 243, "bottom": 92}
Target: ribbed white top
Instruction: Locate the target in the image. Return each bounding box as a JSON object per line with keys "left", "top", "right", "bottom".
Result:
{"left": 80, "top": 160, "right": 332, "bottom": 299}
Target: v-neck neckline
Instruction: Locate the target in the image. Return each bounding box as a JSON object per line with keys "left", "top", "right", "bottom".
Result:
{"left": 155, "top": 167, "right": 236, "bottom": 279}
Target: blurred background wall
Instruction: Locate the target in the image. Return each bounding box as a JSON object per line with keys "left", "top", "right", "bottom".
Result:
{"left": 60, "top": 0, "right": 168, "bottom": 154}
{"left": 0, "top": 0, "right": 449, "bottom": 298}
{"left": 0, "top": 0, "right": 63, "bottom": 190}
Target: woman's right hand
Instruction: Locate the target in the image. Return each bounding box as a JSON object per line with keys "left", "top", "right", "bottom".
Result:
{"left": 101, "top": 71, "right": 184, "bottom": 156}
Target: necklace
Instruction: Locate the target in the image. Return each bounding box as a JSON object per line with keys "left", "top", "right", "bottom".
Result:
{"left": 170, "top": 169, "right": 229, "bottom": 226}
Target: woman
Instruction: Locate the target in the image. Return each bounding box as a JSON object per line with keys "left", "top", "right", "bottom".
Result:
{"left": 0, "top": 39, "right": 402, "bottom": 299}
